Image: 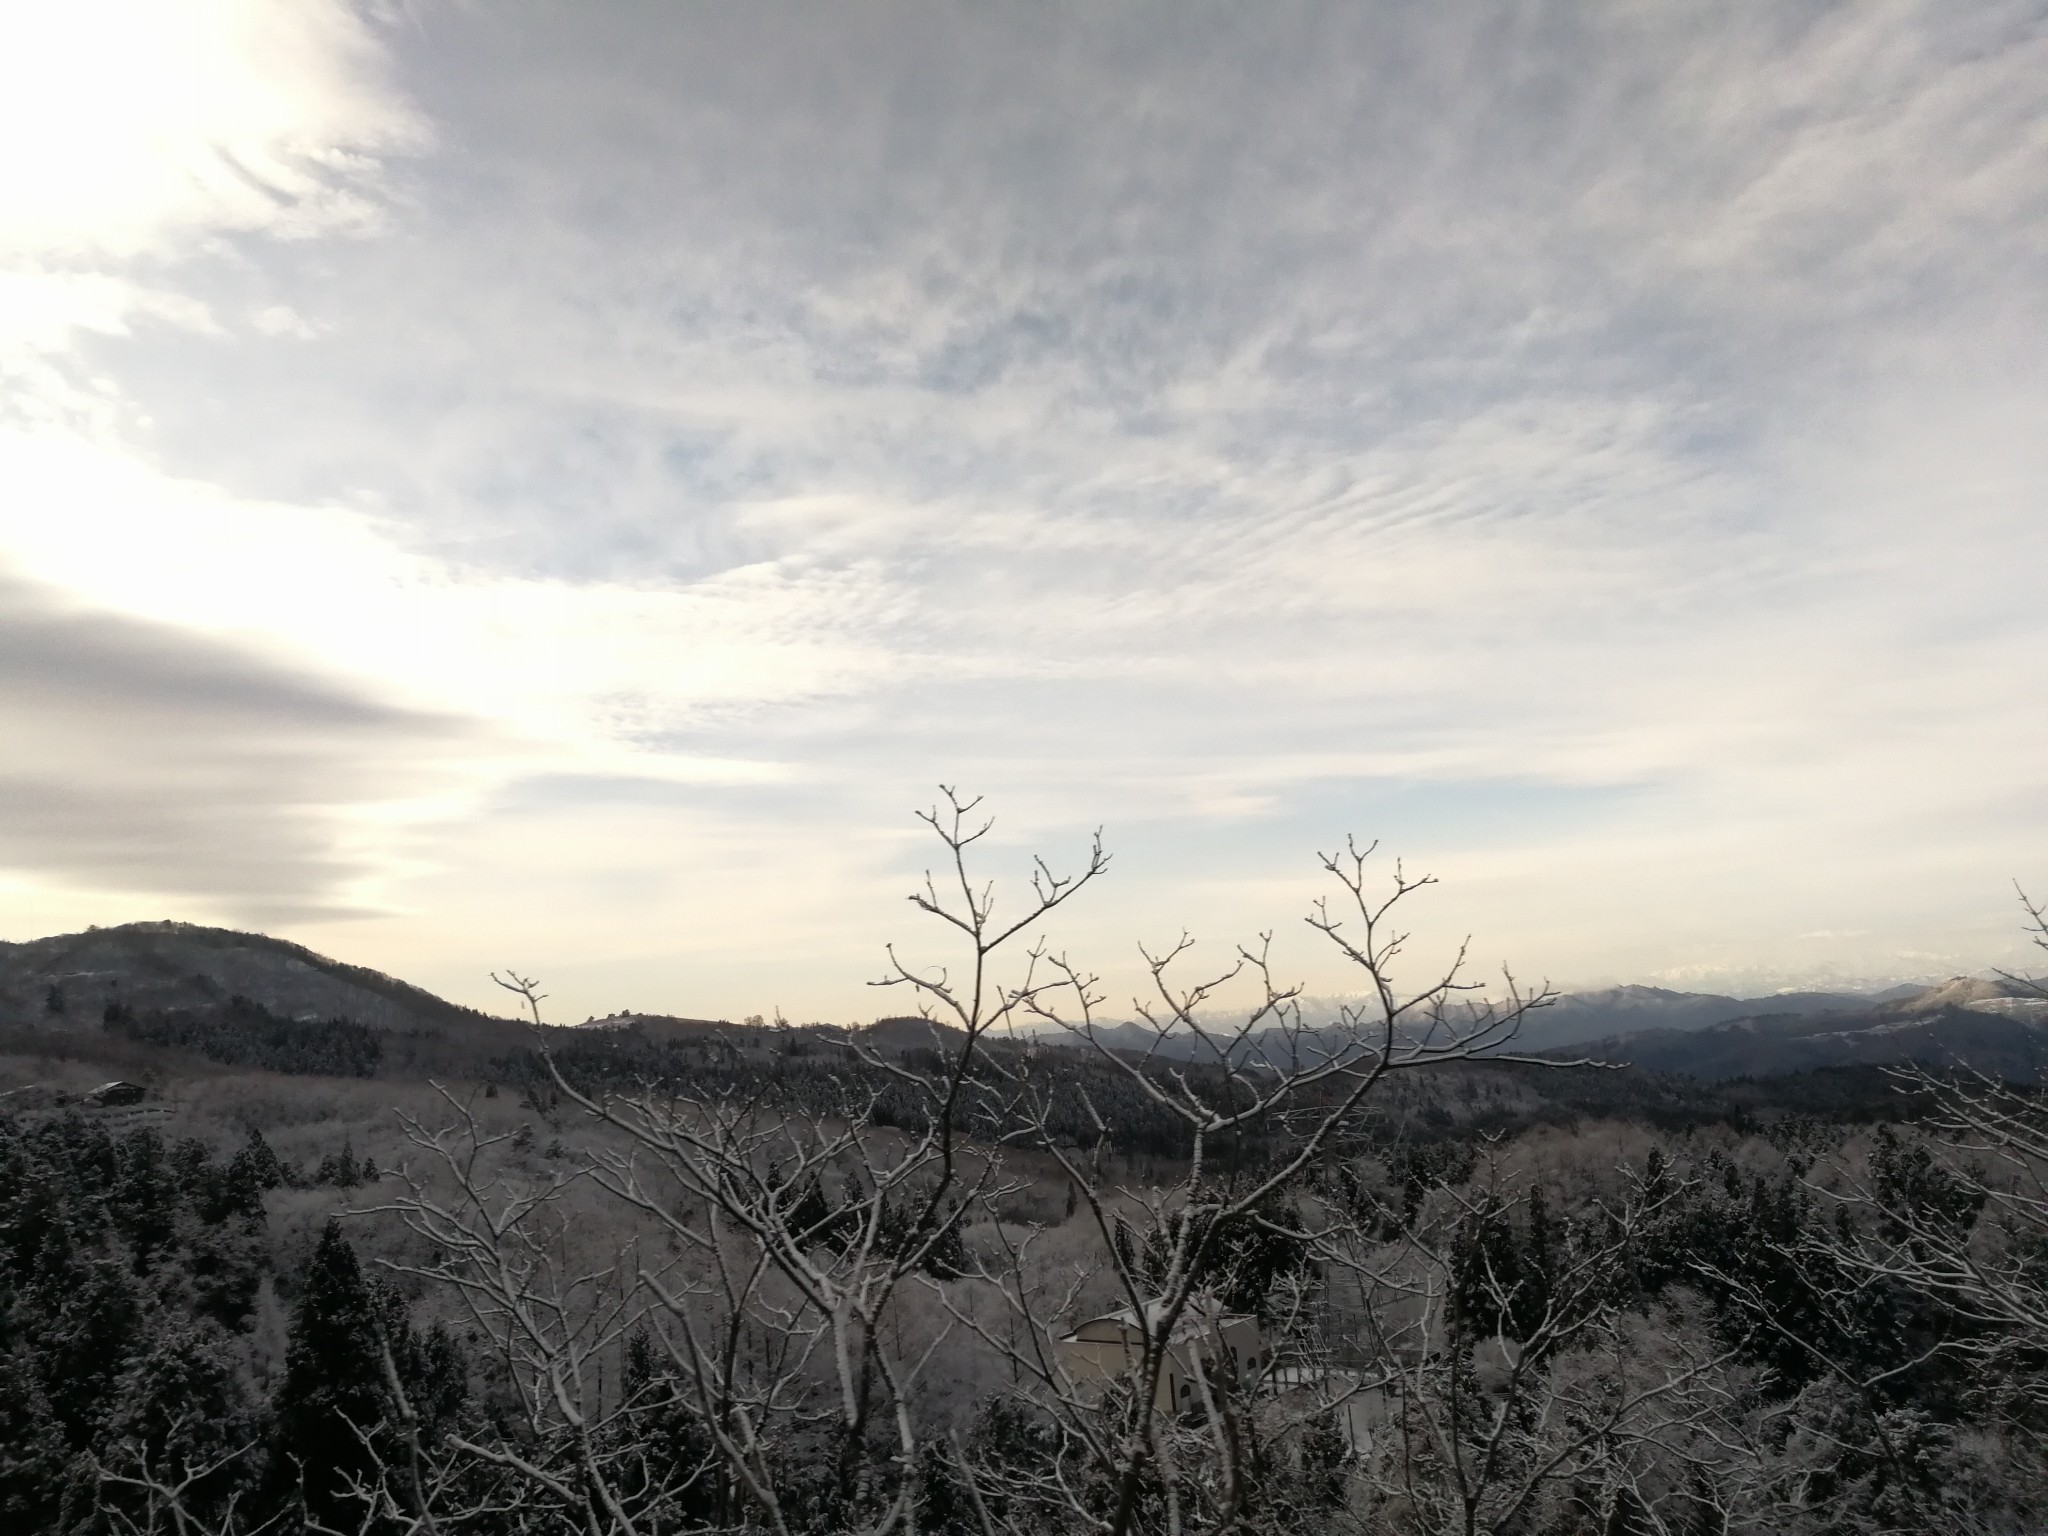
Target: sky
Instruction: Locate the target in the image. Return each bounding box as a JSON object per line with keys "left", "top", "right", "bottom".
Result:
{"left": 1, "top": 0, "right": 2045, "bottom": 1023}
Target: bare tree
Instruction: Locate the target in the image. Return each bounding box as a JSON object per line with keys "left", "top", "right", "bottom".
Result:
{"left": 91, "top": 1431, "right": 260, "bottom": 1536}
{"left": 914, "top": 836, "right": 1582, "bottom": 1535}
{"left": 131, "top": 797, "right": 1804, "bottom": 1536}
{"left": 1314, "top": 1154, "right": 1766, "bottom": 1536}
{"left": 358, "top": 790, "right": 1108, "bottom": 1535}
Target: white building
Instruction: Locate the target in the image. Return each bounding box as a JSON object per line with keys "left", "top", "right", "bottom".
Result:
{"left": 1057, "top": 1298, "right": 1265, "bottom": 1416}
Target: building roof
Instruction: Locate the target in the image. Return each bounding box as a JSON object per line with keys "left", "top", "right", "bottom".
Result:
{"left": 1060, "top": 1297, "right": 1254, "bottom": 1344}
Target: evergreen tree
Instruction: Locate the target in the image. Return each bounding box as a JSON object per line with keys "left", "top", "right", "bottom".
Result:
{"left": 1451, "top": 1194, "right": 1527, "bottom": 1341}
{"left": 97, "top": 1318, "right": 259, "bottom": 1529}
{"left": 1517, "top": 1183, "right": 1557, "bottom": 1340}
{"left": 314, "top": 1138, "right": 364, "bottom": 1189}
{"left": 617, "top": 1328, "right": 718, "bottom": 1525}
{"left": 229, "top": 1129, "right": 286, "bottom": 1193}
{"left": 268, "top": 1222, "right": 390, "bottom": 1526}
{"left": 0, "top": 1113, "right": 273, "bottom": 1530}
{"left": 1641, "top": 1145, "right": 1670, "bottom": 1205}
{"left": 1113, "top": 1203, "right": 1308, "bottom": 1317}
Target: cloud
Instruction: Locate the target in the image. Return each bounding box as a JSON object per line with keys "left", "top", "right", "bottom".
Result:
{"left": 0, "top": 0, "right": 423, "bottom": 449}
{"left": 0, "top": 2, "right": 2045, "bottom": 1013}
{"left": 250, "top": 304, "right": 326, "bottom": 340}
{"left": 0, "top": 569, "right": 488, "bottom": 921}
{"left": 0, "top": 0, "right": 421, "bottom": 262}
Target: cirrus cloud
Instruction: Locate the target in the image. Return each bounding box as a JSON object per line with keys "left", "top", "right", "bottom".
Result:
{"left": 1, "top": 2, "right": 2045, "bottom": 1016}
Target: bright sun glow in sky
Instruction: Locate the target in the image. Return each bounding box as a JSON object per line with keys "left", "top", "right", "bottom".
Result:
{"left": 2, "top": 1, "right": 2044, "bottom": 1021}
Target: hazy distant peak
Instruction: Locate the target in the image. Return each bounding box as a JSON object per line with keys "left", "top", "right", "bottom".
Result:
{"left": 1564, "top": 984, "right": 1735, "bottom": 1007}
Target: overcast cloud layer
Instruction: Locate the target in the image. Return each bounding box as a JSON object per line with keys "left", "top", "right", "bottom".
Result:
{"left": 1, "top": 1, "right": 2044, "bottom": 1019}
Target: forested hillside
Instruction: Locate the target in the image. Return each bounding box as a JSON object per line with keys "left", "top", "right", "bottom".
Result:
{"left": 0, "top": 922, "right": 504, "bottom": 1039}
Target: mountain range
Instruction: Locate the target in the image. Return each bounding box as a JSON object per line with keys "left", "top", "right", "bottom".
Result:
{"left": 2, "top": 921, "right": 2043, "bottom": 1083}
{"left": 1548, "top": 975, "right": 2048, "bottom": 1080}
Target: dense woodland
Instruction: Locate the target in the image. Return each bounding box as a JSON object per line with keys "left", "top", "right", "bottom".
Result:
{"left": 3, "top": 1070, "right": 2043, "bottom": 1534}
{"left": 103, "top": 997, "right": 388, "bottom": 1080}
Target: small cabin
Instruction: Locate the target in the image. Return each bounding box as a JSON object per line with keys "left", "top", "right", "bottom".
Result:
{"left": 1057, "top": 1298, "right": 1265, "bottom": 1416}
{"left": 86, "top": 1080, "right": 147, "bottom": 1107}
